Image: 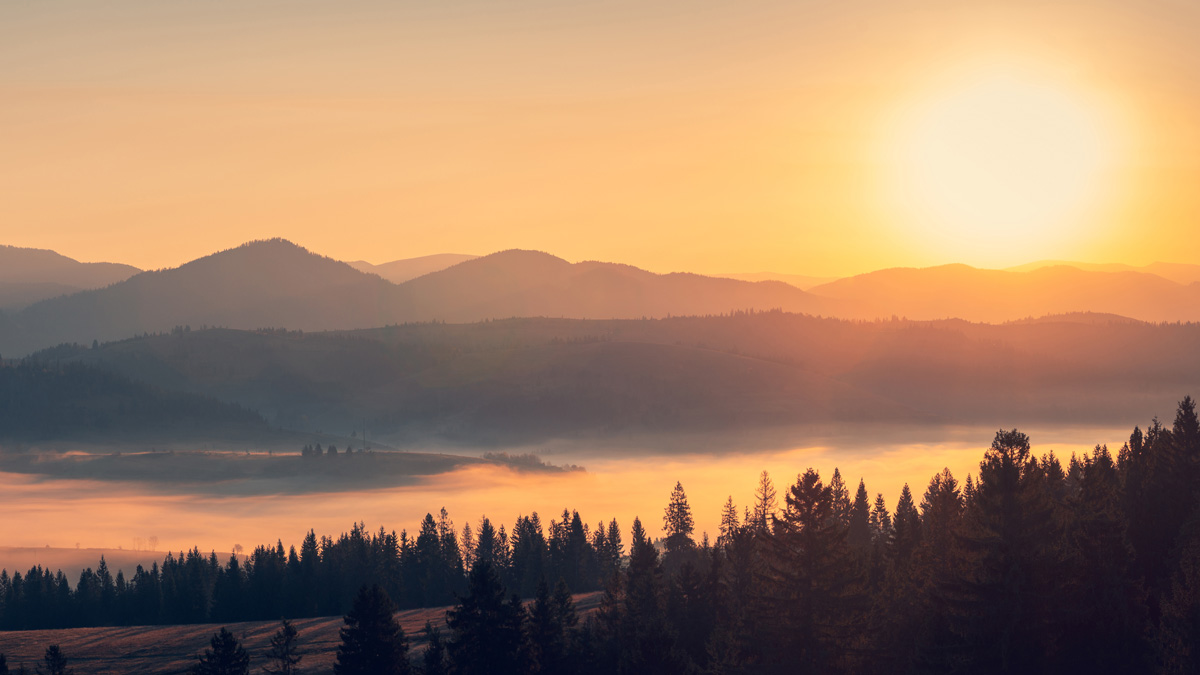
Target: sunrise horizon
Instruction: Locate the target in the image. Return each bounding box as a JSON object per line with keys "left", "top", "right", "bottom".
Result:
{"left": 5, "top": 2, "right": 1200, "bottom": 673}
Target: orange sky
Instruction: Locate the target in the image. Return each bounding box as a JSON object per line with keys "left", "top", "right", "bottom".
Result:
{"left": 3, "top": 0, "right": 1199, "bottom": 275}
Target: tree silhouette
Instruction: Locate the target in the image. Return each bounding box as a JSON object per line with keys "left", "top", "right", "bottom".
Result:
{"left": 446, "top": 562, "right": 526, "bottom": 675}
{"left": 421, "top": 621, "right": 447, "bottom": 675}
{"left": 334, "top": 585, "right": 409, "bottom": 675}
{"left": 191, "top": 628, "right": 248, "bottom": 675}
{"left": 262, "top": 619, "right": 302, "bottom": 675}
{"left": 34, "top": 646, "right": 69, "bottom": 675}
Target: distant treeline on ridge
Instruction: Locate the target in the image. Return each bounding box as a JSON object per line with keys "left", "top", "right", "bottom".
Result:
{"left": 4, "top": 398, "right": 1200, "bottom": 673}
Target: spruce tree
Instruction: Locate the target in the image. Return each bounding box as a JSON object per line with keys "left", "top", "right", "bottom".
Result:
{"left": 760, "top": 468, "right": 860, "bottom": 673}
{"left": 829, "top": 468, "right": 851, "bottom": 526}
{"left": 191, "top": 628, "right": 249, "bottom": 675}
{"left": 421, "top": 621, "right": 447, "bottom": 675}
{"left": 446, "top": 562, "right": 526, "bottom": 675}
{"left": 263, "top": 619, "right": 303, "bottom": 675}
{"left": 718, "top": 496, "right": 740, "bottom": 548}
{"left": 662, "top": 482, "right": 696, "bottom": 573}
{"left": 847, "top": 479, "right": 872, "bottom": 551}
{"left": 752, "top": 471, "right": 777, "bottom": 534}
{"left": 526, "top": 578, "right": 578, "bottom": 675}
{"left": 334, "top": 585, "right": 410, "bottom": 675}
{"left": 35, "top": 646, "right": 69, "bottom": 675}
{"left": 952, "top": 429, "right": 1063, "bottom": 673}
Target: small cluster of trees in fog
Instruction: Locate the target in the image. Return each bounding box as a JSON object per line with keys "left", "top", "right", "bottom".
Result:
{"left": 6, "top": 397, "right": 1200, "bottom": 672}
{"left": 300, "top": 443, "right": 365, "bottom": 458}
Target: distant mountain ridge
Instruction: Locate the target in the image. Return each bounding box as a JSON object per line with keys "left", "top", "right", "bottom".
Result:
{"left": 808, "top": 263, "right": 1200, "bottom": 323}
{"left": 38, "top": 313, "right": 1199, "bottom": 444}
{"left": 0, "top": 240, "right": 831, "bottom": 356}
{"left": 349, "top": 253, "right": 478, "bottom": 283}
{"left": 0, "top": 245, "right": 141, "bottom": 311}
{"left": 2, "top": 238, "right": 1200, "bottom": 356}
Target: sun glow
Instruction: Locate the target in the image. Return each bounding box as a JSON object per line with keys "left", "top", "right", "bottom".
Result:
{"left": 885, "top": 66, "right": 1120, "bottom": 263}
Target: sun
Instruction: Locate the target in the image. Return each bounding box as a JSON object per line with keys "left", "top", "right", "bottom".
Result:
{"left": 885, "top": 67, "right": 1117, "bottom": 263}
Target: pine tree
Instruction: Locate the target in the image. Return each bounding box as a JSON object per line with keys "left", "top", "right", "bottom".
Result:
{"left": 890, "top": 484, "right": 920, "bottom": 566}
{"left": 753, "top": 471, "right": 777, "bottom": 534}
{"left": 35, "top": 646, "right": 69, "bottom": 675}
{"left": 760, "top": 468, "right": 860, "bottom": 673}
{"left": 829, "top": 468, "right": 851, "bottom": 526}
{"left": 422, "top": 621, "right": 447, "bottom": 675}
{"left": 718, "top": 496, "right": 740, "bottom": 548}
{"left": 870, "top": 494, "right": 892, "bottom": 545}
{"left": 848, "top": 479, "right": 871, "bottom": 551}
{"left": 526, "top": 578, "right": 579, "bottom": 675}
{"left": 446, "top": 562, "right": 526, "bottom": 675}
{"left": 334, "top": 585, "right": 410, "bottom": 675}
{"left": 662, "top": 481, "right": 696, "bottom": 558}
{"left": 191, "top": 628, "right": 249, "bottom": 675}
{"left": 262, "top": 619, "right": 302, "bottom": 675}
{"left": 951, "top": 429, "right": 1064, "bottom": 673}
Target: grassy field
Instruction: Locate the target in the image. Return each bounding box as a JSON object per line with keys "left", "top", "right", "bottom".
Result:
{"left": 0, "top": 591, "right": 603, "bottom": 674}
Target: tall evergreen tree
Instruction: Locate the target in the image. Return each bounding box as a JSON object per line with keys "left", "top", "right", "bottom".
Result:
{"left": 848, "top": 479, "right": 872, "bottom": 551}
{"left": 334, "top": 585, "right": 410, "bottom": 675}
{"left": 760, "top": 468, "right": 860, "bottom": 674}
{"left": 950, "top": 429, "right": 1064, "bottom": 673}
{"left": 752, "top": 471, "right": 777, "bottom": 534}
{"left": 662, "top": 482, "right": 696, "bottom": 572}
{"left": 718, "top": 496, "right": 740, "bottom": 549}
{"left": 422, "top": 621, "right": 447, "bottom": 675}
{"left": 446, "top": 562, "right": 526, "bottom": 675}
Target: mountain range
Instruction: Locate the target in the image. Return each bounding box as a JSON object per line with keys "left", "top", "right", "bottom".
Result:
{"left": 27, "top": 311, "right": 1198, "bottom": 445}
{"left": 0, "top": 245, "right": 141, "bottom": 312}
{"left": 1, "top": 238, "right": 1199, "bottom": 358}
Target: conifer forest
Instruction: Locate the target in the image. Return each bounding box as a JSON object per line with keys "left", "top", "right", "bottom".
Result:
{"left": 3, "top": 398, "right": 1200, "bottom": 673}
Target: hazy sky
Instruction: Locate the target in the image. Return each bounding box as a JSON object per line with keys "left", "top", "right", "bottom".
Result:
{"left": 3, "top": 0, "right": 1199, "bottom": 275}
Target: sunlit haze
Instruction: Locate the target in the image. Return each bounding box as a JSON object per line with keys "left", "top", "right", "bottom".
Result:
{"left": 2, "top": 0, "right": 1200, "bottom": 274}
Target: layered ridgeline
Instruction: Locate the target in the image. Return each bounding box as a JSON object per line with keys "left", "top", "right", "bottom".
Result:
{"left": 0, "top": 245, "right": 140, "bottom": 312}
{"left": 31, "top": 312, "right": 1200, "bottom": 443}
{"left": 0, "top": 240, "right": 829, "bottom": 357}
{"left": 5, "top": 238, "right": 1200, "bottom": 358}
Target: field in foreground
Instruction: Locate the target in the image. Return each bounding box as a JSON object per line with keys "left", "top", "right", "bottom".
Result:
{"left": 0, "top": 591, "right": 603, "bottom": 674}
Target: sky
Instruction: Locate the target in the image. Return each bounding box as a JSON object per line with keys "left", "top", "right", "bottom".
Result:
{"left": 2, "top": 0, "right": 1199, "bottom": 276}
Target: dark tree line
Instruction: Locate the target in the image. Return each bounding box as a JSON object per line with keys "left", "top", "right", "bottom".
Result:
{"left": 0, "top": 507, "right": 617, "bottom": 630}
{"left": 0, "top": 360, "right": 264, "bottom": 439}
{"left": 6, "top": 397, "right": 1200, "bottom": 673}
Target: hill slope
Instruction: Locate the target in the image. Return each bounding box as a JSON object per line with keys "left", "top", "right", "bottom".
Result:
{"left": 807, "top": 264, "right": 1200, "bottom": 323}
{"left": 45, "top": 312, "right": 1200, "bottom": 444}
{"left": 0, "top": 243, "right": 834, "bottom": 356}
{"left": 0, "top": 246, "right": 140, "bottom": 311}
{"left": 348, "top": 253, "right": 478, "bottom": 283}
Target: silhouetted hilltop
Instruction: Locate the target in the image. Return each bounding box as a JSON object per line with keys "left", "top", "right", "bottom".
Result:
{"left": 1007, "top": 259, "right": 1200, "bottom": 286}
{"left": 0, "top": 245, "right": 140, "bottom": 310}
{"left": 0, "top": 360, "right": 267, "bottom": 442}
{"left": 808, "top": 263, "right": 1200, "bottom": 322}
{"left": 0, "top": 243, "right": 834, "bottom": 356}
{"left": 391, "top": 249, "right": 832, "bottom": 322}
{"left": 38, "top": 312, "right": 1200, "bottom": 444}
{"left": 3, "top": 239, "right": 397, "bottom": 355}
{"left": 348, "top": 253, "right": 478, "bottom": 283}
{"left": 5, "top": 240, "right": 1200, "bottom": 357}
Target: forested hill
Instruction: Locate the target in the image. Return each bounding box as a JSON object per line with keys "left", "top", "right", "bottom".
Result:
{"left": 4, "top": 399, "right": 1200, "bottom": 672}
{"left": 33, "top": 312, "right": 1200, "bottom": 444}
{"left": 0, "top": 361, "right": 268, "bottom": 443}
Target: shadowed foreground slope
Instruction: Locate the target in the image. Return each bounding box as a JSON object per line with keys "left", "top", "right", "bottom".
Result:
{"left": 0, "top": 592, "right": 603, "bottom": 675}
